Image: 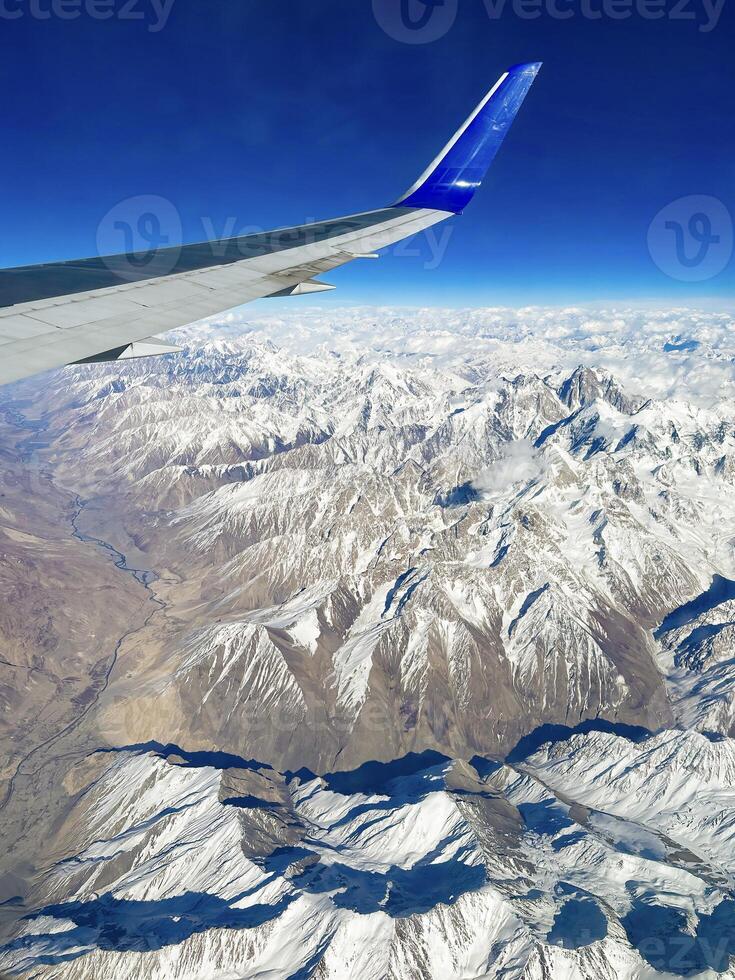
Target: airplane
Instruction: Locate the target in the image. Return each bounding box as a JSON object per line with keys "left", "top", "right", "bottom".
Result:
{"left": 0, "top": 62, "right": 540, "bottom": 387}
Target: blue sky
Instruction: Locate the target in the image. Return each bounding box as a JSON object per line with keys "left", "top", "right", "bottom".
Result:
{"left": 1, "top": 0, "right": 733, "bottom": 307}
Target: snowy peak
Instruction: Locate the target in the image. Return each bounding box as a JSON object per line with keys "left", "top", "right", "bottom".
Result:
{"left": 5, "top": 735, "right": 735, "bottom": 979}
{"left": 558, "top": 365, "right": 644, "bottom": 415}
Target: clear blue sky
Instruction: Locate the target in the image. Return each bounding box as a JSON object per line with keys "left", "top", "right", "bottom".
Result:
{"left": 1, "top": 0, "right": 733, "bottom": 306}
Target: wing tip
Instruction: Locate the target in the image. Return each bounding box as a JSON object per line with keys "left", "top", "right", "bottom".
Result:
{"left": 395, "top": 62, "right": 542, "bottom": 214}
{"left": 508, "top": 61, "right": 543, "bottom": 74}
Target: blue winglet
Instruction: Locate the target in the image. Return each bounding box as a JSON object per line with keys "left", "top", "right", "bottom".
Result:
{"left": 395, "top": 62, "right": 541, "bottom": 215}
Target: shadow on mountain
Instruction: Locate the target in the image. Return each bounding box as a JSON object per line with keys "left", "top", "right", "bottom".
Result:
{"left": 285, "top": 765, "right": 318, "bottom": 783}
{"left": 623, "top": 896, "right": 735, "bottom": 975}
{"left": 655, "top": 575, "right": 735, "bottom": 639}
{"left": 508, "top": 584, "right": 550, "bottom": 638}
{"left": 221, "top": 794, "right": 281, "bottom": 810}
{"left": 517, "top": 798, "right": 576, "bottom": 837}
{"left": 96, "top": 742, "right": 272, "bottom": 772}
{"left": 506, "top": 719, "right": 652, "bottom": 764}
{"left": 9, "top": 852, "right": 487, "bottom": 966}
{"left": 434, "top": 482, "right": 480, "bottom": 508}
{"left": 291, "top": 848, "right": 486, "bottom": 918}
{"left": 288, "top": 938, "right": 334, "bottom": 980}
{"left": 322, "top": 750, "right": 450, "bottom": 796}
{"left": 260, "top": 846, "right": 317, "bottom": 876}
{"left": 4, "top": 891, "right": 293, "bottom": 967}
{"left": 534, "top": 411, "right": 576, "bottom": 449}
{"left": 469, "top": 756, "right": 503, "bottom": 779}
{"left": 547, "top": 898, "right": 608, "bottom": 948}
{"left": 327, "top": 796, "right": 411, "bottom": 830}
{"left": 673, "top": 624, "right": 735, "bottom": 677}
{"left": 382, "top": 567, "right": 417, "bottom": 616}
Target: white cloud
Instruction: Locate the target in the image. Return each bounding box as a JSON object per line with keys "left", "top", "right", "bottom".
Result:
{"left": 471, "top": 440, "right": 545, "bottom": 495}
{"left": 172, "top": 304, "right": 735, "bottom": 410}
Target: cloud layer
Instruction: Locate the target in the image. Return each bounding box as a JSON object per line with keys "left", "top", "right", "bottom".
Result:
{"left": 173, "top": 305, "right": 735, "bottom": 410}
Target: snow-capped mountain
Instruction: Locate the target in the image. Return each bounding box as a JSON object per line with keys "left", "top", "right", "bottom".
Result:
{"left": 4, "top": 731, "right": 735, "bottom": 979}
{"left": 2, "top": 305, "right": 735, "bottom": 978}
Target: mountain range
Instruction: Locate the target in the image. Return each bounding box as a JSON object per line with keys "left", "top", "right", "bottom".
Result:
{"left": 1, "top": 306, "right": 735, "bottom": 978}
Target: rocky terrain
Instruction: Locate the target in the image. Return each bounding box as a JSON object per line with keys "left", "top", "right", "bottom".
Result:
{"left": 1, "top": 305, "right": 735, "bottom": 978}
{"left": 0, "top": 407, "right": 145, "bottom": 801}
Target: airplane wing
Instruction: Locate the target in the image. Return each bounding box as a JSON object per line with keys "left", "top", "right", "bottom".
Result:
{"left": 0, "top": 63, "right": 540, "bottom": 387}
